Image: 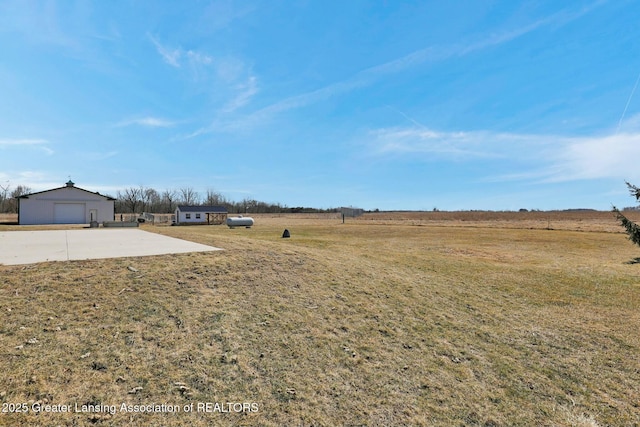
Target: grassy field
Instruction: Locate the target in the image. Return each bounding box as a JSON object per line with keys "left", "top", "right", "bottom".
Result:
{"left": 1, "top": 212, "right": 639, "bottom": 426}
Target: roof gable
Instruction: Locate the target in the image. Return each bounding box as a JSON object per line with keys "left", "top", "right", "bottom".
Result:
{"left": 19, "top": 185, "right": 115, "bottom": 201}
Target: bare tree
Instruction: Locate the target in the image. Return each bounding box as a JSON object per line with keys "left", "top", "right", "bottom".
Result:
{"left": 118, "top": 187, "right": 143, "bottom": 213}
{"left": 240, "top": 197, "right": 258, "bottom": 213}
{"left": 141, "top": 187, "right": 160, "bottom": 212}
{"left": 179, "top": 187, "right": 200, "bottom": 205}
{"left": 7, "top": 185, "right": 32, "bottom": 213}
{"left": 162, "top": 189, "right": 178, "bottom": 213}
{"left": 0, "top": 182, "right": 9, "bottom": 213}
{"left": 11, "top": 185, "right": 31, "bottom": 198}
{"left": 205, "top": 188, "right": 226, "bottom": 206}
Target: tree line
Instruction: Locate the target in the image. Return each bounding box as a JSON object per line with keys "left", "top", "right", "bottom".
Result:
{"left": 0, "top": 183, "right": 336, "bottom": 215}
{"left": 0, "top": 183, "right": 31, "bottom": 213}
{"left": 114, "top": 186, "right": 337, "bottom": 214}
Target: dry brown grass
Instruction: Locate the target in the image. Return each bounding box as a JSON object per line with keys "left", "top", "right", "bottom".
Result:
{"left": 1, "top": 212, "right": 639, "bottom": 426}
{"left": 0, "top": 214, "right": 17, "bottom": 224}
{"left": 352, "top": 210, "right": 640, "bottom": 233}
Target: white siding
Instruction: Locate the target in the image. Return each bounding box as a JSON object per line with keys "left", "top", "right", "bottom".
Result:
{"left": 19, "top": 187, "right": 114, "bottom": 225}
{"left": 54, "top": 203, "right": 85, "bottom": 224}
{"left": 175, "top": 209, "right": 207, "bottom": 223}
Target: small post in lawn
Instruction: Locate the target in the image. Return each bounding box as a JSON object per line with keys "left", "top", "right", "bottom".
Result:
{"left": 341, "top": 207, "right": 364, "bottom": 223}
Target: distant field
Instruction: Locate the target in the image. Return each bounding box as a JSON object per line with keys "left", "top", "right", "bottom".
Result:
{"left": 1, "top": 212, "right": 639, "bottom": 426}
{"left": 3, "top": 209, "right": 639, "bottom": 232}
{"left": 255, "top": 209, "right": 640, "bottom": 232}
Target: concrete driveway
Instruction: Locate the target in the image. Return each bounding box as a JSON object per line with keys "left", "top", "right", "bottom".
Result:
{"left": 0, "top": 228, "right": 222, "bottom": 265}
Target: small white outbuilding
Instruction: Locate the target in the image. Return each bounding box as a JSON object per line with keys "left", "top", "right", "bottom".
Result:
{"left": 17, "top": 181, "right": 115, "bottom": 225}
{"left": 174, "top": 205, "right": 228, "bottom": 225}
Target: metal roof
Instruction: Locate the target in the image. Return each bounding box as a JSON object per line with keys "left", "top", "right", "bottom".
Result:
{"left": 176, "top": 205, "right": 228, "bottom": 213}
{"left": 18, "top": 183, "right": 116, "bottom": 201}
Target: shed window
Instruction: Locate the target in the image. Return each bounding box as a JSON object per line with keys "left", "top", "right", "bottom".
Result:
{"left": 186, "top": 213, "right": 191, "bottom": 219}
{"left": 196, "top": 213, "right": 201, "bottom": 219}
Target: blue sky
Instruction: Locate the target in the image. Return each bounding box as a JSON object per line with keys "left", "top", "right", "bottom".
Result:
{"left": 1, "top": 0, "right": 640, "bottom": 211}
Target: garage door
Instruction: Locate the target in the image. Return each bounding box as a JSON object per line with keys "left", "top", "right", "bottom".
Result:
{"left": 54, "top": 203, "right": 86, "bottom": 224}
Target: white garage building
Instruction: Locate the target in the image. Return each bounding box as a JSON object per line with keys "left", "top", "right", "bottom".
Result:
{"left": 17, "top": 181, "right": 115, "bottom": 225}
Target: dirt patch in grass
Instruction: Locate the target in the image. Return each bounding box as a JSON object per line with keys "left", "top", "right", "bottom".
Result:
{"left": 1, "top": 213, "right": 639, "bottom": 426}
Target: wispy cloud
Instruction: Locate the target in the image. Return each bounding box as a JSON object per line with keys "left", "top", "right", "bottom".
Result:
{"left": 489, "top": 132, "right": 640, "bottom": 184}
{"left": 196, "top": 77, "right": 367, "bottom": 134}
{"left": 367, "top": 127, "right": 550, "bottom": 160}
{"left": 0, "top": 138, "right": 53, "bottom": 155}
{"left": 0, "top": 171, "right": 57, "bottom": 190}
{"left": 0, "top": 1, "right": 79, "bottom": 50}
{"left": 148, "top": 34, "right": 214, "bottom": 71}
{"left": 116, "top": 117, "right": 176, "bottom": 128}
{"left": 367, "top": 124, "right": 640, "bottom": 184}
{"left": 549, "top": 132, "right": 640, "bottom": 182}
{"left": 147, "top": 35, "right": 258, "bottom": 113}
{"left": 222, "top": 75, "right": 259, "bottom": 112}
{"left": 82, "top": 151, "right": 119, "bottom": 161}
{"left": 218, "top": 1, "right": 605, "bottom": 132}
{"left": 148, "top": 34, "right": 182, "bottom": 67}
{"left": 0, "top": 138, "right": 48, "bottom": 146}
{"left": 186, "top": 50, "right": 213, "bottom": 65}
{"left": 617, "top": 85, "right": 640, "bottom": 133}
{"left": 617, "top": 112, "right": 640, "bottom": 133}
{"left": 199, "top": 0, "right": 256, "bottom": 32}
